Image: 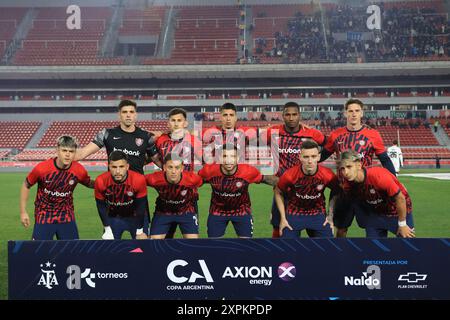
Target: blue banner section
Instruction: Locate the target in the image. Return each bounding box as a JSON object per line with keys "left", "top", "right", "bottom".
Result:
{"left": 8, "top": 238, "right": 450, "bottom": 300}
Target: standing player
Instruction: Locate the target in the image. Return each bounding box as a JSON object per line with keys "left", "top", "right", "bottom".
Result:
{"left": 19, "top": 136, "right": 93, "bottom": 240}
{"left": 145, "top": 154, "right": 202, "bottom": 239}
{"left": 201, "top": 102, "right": 258, "bottom": 164}
{"left": 337, "top": 150, "right": 415, "bottom": 238}
{"left": 262, "top": 102, "right": 326, "bottom": 238}
{"left": 75, "top": 99, "right": 161, "bottom": 236}
{"left": 198, "top": 144, "right": 278, "bottom": 238}
{"left": 387, "top": 140, "right": 403, "bottom": 175}
{"left": 275, "top": 140, "right": 338, "bottom": 238}
{"left": 321, "top": 98, "right": 396, "bottom": 238}
{"left": 155, "top": 108, "right": 203, "bottom": 238}
{"left": 94, "top": 151, "right": 148, "bottom": 240}
{"left": 156, "top": 108, "right": 203, "bottom": 171}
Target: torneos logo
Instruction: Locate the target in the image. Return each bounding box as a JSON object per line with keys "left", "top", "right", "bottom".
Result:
{"left": 278, "top": 262, "right": 296, "bottom": 281}
{"left": 167, "top": 259, "right": 214, "bottom": 284}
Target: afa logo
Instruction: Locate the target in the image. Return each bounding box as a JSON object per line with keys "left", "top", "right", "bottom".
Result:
{"left": 37, "top": 261, "right": 59, "bottom": 290}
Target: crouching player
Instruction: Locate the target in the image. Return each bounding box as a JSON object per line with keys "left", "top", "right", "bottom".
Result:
{"left": 275, "top": 140, "right": 338, "bottom": 238}
{"left": 95, "top": 151, "right": 148, "bottom": 240}
{"left": 19, "top": 135, "right": 93, "bottom": 240}
{"left": 146, "top": 154, "right": 202, "bottom": 239}
{"left": 198, "top": 144, "right": 278, "bottom": 238}
{"left": 338, "top": 150, "right": 415, "bottom": 238}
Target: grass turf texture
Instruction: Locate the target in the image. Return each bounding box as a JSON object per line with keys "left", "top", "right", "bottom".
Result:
{"left": 1, "top": 170, "right": 449, "bottom": 299}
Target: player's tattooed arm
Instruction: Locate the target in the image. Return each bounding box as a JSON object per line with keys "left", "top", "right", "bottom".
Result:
{"left": 325, "top": 195, "right": 336, "bottom": 229}
{"left": 262, "top": 175, "right": 279, "bottom": 186}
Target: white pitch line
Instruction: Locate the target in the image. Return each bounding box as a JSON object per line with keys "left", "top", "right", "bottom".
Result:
{"left": 400, "top": 173, "right": 450, "bottom": 180}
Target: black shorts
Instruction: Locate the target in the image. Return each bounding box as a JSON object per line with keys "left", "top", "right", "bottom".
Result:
{"left": 333, "top": 193, "right": 370, "bottom": 229}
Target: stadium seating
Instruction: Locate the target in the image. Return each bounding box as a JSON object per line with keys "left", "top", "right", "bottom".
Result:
{"left": 12, "top": 7, "right": 124, "bottom": 65}
{"left": 0, "top": 150, "right": 11, "bottom": 159}
{"left": 169, "top": 6, "right": 240, "bottom": 64}
{"left": 119, "top": 7, "right": 166, "bottom": 36}
{"left": 0, "top": 8, "right": 27, "bottom": 56}
{"left": 37, "top": 120, "right": 168, "bottom": 148}
{"left": 402, "top": 147, "right": 450, "bottom": 159}
{"left": 377, "top": 126, "right": 440, "bottom": 146}
{"left": 0, "top": 121, "right": 41, "bottom": 149}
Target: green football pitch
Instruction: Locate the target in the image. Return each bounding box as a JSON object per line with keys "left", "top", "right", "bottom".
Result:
{"left": 1, "top": 169, "right": 449, "bottom": 299}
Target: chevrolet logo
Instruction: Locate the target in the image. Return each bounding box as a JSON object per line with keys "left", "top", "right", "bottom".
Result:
{"left": 398, "top": 272, "right": 427, "bottom": 283}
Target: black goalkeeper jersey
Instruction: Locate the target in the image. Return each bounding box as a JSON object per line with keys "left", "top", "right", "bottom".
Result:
{"left": 92, "top": 126, "right": 158, "bottom": 174}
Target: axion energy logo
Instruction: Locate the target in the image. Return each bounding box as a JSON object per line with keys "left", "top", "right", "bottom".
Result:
{"left": 277, "top": 262, "right": 296, "bottom": 282}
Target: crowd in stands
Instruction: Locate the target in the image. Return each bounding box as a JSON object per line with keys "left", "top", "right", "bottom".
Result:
{"left": 253, "top": 3, "right": 449, "bottom": 63}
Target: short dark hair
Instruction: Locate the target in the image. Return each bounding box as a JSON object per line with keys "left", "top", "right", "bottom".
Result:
{"left": 301, "top": 139, "right": 319, "bottom": 151}
{"left": 344, "top": 98, "right": 364, "bottom": 111}
{"left": 220, "top": 102, "right": 236, "bottom": 113}
{"left": 393, "top": 140, "right": 398, "bottom": 145}
{"left": 168, "top": 108, "right": 187, "bottom": 119}
{"left": 163, "top": 152, "right": 182, "bottom": 164}
{"left": 118, "top": 99, "right": 137, "bottom": 111}
{"left": 56, "top": 135, "right": 78, "bottom": 149}
{"left": 108, "top": 150, "right": 128, "bottom": 163}
{"left": 283, "top": 101, "right": 300, "bottom": 113}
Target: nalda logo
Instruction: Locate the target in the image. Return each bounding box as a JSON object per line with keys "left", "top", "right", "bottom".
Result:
{"left": 37, "top": 261, "right": 58, "bottom": 290}
{"left": 344, "top": 265, "right": 381, "bottom": 289}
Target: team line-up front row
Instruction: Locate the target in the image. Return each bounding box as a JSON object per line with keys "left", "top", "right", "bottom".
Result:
{"left": 19, "top": 100, "right": 415, "bottom": 240}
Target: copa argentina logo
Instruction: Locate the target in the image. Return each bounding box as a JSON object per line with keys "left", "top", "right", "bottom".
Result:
{"left": 37, "top": 261, "right": 59, "bottom": 290}
{"left": 344, "top": 265, "right": 381, "bottom": 289}
{"left": 166, "top": 259, "right": 214, "bottom": 291}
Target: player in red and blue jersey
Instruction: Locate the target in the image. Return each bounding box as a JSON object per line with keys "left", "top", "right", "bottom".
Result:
{"left": 321, "top": 99, "right": 396, "bottom": 238}
{"left": 20, "top": 136, "right": 93, "bottom": 240}
{"left": 146, "top": 153, "right": 203, "bottom": 239}
{"left": 156, "top": 108, "right": 203, "bottom": 172}
{"left": 155, "top": 108, "right": 203, "bottom": 238}
{"left": 275, "top": 140, "right": 338, "bottom": 238}
{"left": 201, "top": 102, "right": 258, "bottom": 164}
{"left": 337, "top": 150, "right": 415, "bottom": 238}
{"left": 198, "top": 144, "right": 278, "bottom": 238}
{"left": 95, "top": 151, "right": 148, "bottom": 240}
{"left": 261, "top": 102, "right": 326, "bottom": 238}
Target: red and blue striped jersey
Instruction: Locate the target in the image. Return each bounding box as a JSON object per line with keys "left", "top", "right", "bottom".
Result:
{"left": 277, "top": 165, "right": 338, "bottom": 216}
{"left": 324, "top": 126, "right": 386, "bottom": 168}
{"left": 342, "top": 167, "right": 412, "bottom": 217}
{"left": 198, "top": 164, "right": 263, "bottom": 216}
{"left": 264, "top": 125, "right": 325, "bottom": 177}
{"left": 26, "top": 158, "right": 91, "bottom": 224}
{"left": 201, "top": 126, "right": 258, "bottom": 163}
{"left": 95, "top": 170, "right": 147, "bottom": 218}
{"left": 145, "top": 171, "right": 202, "bottom": 215}
{"left": 156, "top": 132, "right": 203, "bottom": 171}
